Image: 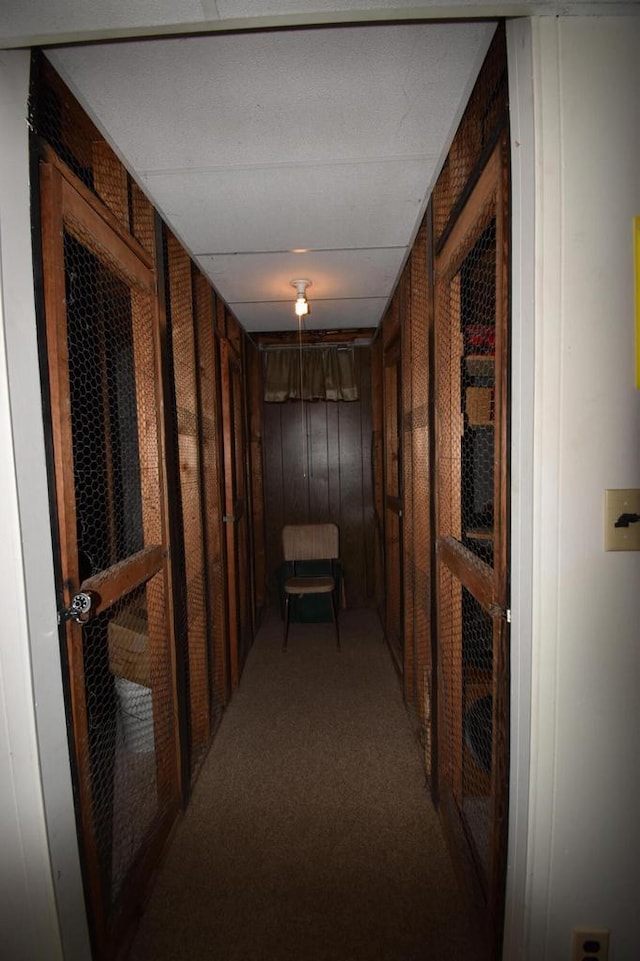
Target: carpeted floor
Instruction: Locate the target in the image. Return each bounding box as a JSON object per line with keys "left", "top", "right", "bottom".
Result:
{"left": 127, "top": 608, "right": 485, "bottom": 961}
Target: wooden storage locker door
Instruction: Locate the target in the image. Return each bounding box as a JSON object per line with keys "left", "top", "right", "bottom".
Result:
{"left": 219, "top": 330, "right": 253, "bottom": 688}
{"left": 193, "top": 274, "right": 230, "bottom": 709}
{"left": 404, "top": 215, "right": 434, "bottom": 778}
{"left": 434, "top": 135, "right": 509, "bottom": 951}
{"left": 165, "top": 233, "right": 213, "bottom": 776}
{"left": 370, "top": 337, "right": 385, "bottom": 614}
{"left": 40, "top": 159, "right": 180, "bottom": 959}
{"left": 383, "top": 327, "right": 403, "bottom": 666}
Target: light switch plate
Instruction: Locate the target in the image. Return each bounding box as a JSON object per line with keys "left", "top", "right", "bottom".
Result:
{"left": 604, "top": 489, "right": 640, "bottom": 551}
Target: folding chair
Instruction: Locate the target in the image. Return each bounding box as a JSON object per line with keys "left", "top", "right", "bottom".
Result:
{"left": 281, "top": 523, "right": 340, "bottom": 652}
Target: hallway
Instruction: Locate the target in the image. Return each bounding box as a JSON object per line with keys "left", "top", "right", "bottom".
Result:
{"left": 127, "top": 608, "right": 483, "bottom": 961}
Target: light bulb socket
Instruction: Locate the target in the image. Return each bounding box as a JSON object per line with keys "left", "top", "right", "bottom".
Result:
{"left": 291, "top": 278, "right": 311, "bottom": 318}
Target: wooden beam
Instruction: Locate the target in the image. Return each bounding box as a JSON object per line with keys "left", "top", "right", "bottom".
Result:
{"left": 436, "top": 536, "right": 494, "bottom": 613}
{"left": 80, "top": 545, "right": 164, "bottom": 616}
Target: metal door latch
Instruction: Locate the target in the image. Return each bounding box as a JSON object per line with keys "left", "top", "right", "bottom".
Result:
{"left": 58, "top": 591, "right": 93, "bottom": 625}
{"left": 488, "top": 602, "right": 511, "bottom": 623}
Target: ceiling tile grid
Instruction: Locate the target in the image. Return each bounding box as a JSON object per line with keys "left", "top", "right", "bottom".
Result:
{"left": 142, "top": 159, "right": 437, "bottom": 254}
{"left": 47, "top": 22, "right": 496, "bottom": 330}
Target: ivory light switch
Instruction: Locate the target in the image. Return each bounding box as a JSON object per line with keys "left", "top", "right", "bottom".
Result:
{"left": 604, "top": 489, "right": 640, "bottom": 551}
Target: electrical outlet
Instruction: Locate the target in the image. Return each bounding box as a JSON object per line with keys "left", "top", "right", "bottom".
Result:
{"left": 572, "top": 928, "right": 609, "bottom": 961}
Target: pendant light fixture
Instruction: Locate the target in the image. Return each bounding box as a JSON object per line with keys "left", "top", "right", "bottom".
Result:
{"left": 291, "top": 278, "right": 311, "bottom": 318}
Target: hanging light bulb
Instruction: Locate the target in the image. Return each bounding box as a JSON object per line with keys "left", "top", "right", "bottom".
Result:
{"left": 291, "top": 278, "right": 311, "bottom": 318}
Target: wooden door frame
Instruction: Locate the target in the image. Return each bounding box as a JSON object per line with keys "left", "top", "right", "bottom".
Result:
{"left": 193, "top": 279, "right": 230, "bottom": 710}
{"left": 165, "top": 232, "right": 212, "bottom": 765}
{"left": 39, "top": 156, "right": 181, "bottom": 957}
{"left": 219, "top": 334, "right": 243, "bottom": 689}
{"left": 433, "top": 133, "right": 510, "bottom": 952}
{"left": 382, "top": 332, "right": 404, "bottom": 671}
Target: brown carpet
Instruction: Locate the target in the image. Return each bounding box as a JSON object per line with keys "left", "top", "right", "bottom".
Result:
{"left": 127, "top": 609, "right": 484, "bottom": 961}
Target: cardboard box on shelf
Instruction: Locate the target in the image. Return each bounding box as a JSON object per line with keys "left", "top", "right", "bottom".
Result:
{"left": 466, "top": 386, "right": 494, "bottom": 425}
{"left": 108, "top": 611, "right": 150, "bottom": 687}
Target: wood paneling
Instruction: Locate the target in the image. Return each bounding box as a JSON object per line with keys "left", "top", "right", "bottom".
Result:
{"left": 262, "top": 347, "right": 374, "bottom": 609}
{"left": 166, "top": 232, "right": 211, "bottom": 765}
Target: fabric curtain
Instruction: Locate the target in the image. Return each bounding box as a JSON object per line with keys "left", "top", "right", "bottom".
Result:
{"left": 263, "top": 347, "right": 359, "bottom": 402}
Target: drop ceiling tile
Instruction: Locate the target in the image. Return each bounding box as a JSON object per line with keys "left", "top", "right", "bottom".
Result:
{"left": 48, "top": 23, "right": 494, "bottom": 169}
{"left": 144, "top": 160, "right": 432, "bottom": 254}
{"left": 231, "top": 298, "right": 386, "bottom": 332}
{"left": 196, "top": 248, "right": 406, "bottom": 304}
{"left": 42, "top": 21, "right": 497, "bottom": 335}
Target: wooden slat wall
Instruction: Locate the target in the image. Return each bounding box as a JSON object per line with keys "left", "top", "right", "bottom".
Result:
{"left": 193, "top": 274, "right": 229, "bottom": 709}
{"left": 262, "top": 347, "right": 374, "bottom": 609}
{"left": 431, "top": 25, "right": 510, "bottom": 955}
{"left": 246, "top": 339, "right": 267, "bottom": 620}
{"left": 382, "top": 330, "right": 402, "bottom": 655}
{"left": 33, "top": 58, "right": 262, "bottom": 961}
{"left": 165, "top": 232, "right": 211, "bottom": 772}
{"left": 408, "top": 216, "right": 433, "bottom": 777}
{"left": 370, "top": 336, "right": 384, "bottom": 615}
{"left": 371, "top": 207, "right": 435, "bottom": 782}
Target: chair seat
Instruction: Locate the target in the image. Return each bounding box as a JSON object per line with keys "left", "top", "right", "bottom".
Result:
{"left": 281, "top": 523, "right": 340, "bottom": 652}
{"left": 284, "top": 576, "right": 335, "bottom": 595}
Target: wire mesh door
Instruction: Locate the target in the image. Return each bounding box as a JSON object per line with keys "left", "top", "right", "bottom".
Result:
{"left": 383, "top": 335, "right": 403, "bottom": 663}
{"left": 434, "top": 137, "right": 509, "bottom": 948}
{"left": 40, "top": 162, "right": 180, "bottom": 956}
{"left": 220, "top": 336, "right": 252, "bottom": 688}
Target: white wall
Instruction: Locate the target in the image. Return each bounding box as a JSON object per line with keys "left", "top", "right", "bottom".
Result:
{"left": 0, "top": 51, "right": 90, "bottom": 960}
{"left": 522, "top": 17, "right": 640, "bottom": 961}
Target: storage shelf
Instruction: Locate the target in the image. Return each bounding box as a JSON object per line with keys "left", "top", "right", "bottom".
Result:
{"left": 465, "top": 528, "right": 494, "bottom": 541}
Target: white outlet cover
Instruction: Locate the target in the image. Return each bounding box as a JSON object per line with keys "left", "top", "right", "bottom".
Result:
{"left": 572, "top": 927, "right": 610, "bottom": 961}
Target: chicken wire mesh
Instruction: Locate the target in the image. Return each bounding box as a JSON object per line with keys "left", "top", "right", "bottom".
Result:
{"left": 87, "top": 586, "right": 159, "bottom": 903}
{"left": 437, "top": 572, "right": 494, "bottom": 889}
{"left": 432, "top": 26, "right": 507, "bottom": 248}
{"left": 407, "top": 219, "right": 433, "bottom": 781}
{"left": 460, "top": 587, "right": 494, "bottom": 881}
{"left": 437, "top": 209, "right": 497, "bottom": 564}
{"left": 460, "top": 218, "right": 496, "bottom": 566}
{"left": 63, "top": 226, "right": 175, "bottom": 906}
{"left": 164, "top": 233, "right": 221, "bottom": 776}
{"left": 33, "top": 56, "right": 156, "bottom": 259}
{"left": 435, "top": 202, "right": 498, "bottom": 889}
{"left": 65, "top": 231, "right": 145, "bottom": 575}
{"left": 193, "top": 274, "right": 229, "bottom": 710}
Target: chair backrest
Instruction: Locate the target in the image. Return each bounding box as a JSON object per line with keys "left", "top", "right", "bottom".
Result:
{"left": 282, "top": 523, "right": 339, "bottom": 562}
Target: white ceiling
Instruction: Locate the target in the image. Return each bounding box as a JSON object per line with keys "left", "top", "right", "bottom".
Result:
{"left": 46, "top": 23, "right": 494, "bottom": 332}
{"left": 5, "top": 1, "right": 635, "bottom": 334}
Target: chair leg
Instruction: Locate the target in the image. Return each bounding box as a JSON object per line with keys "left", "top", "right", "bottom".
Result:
{"left": 283, "top": 593, "right": 291, "bottom": 652}
{"left": 330, "top": 590, "right": 340, "bottom": 652}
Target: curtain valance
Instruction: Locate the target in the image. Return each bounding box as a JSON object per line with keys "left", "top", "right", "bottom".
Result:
{"left": 263, "top": 347, "right": 359, "bottom": 402}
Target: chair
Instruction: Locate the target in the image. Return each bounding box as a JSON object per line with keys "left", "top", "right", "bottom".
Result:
{"left": 282, "top": 523, "right": 340, "bottom": 653}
